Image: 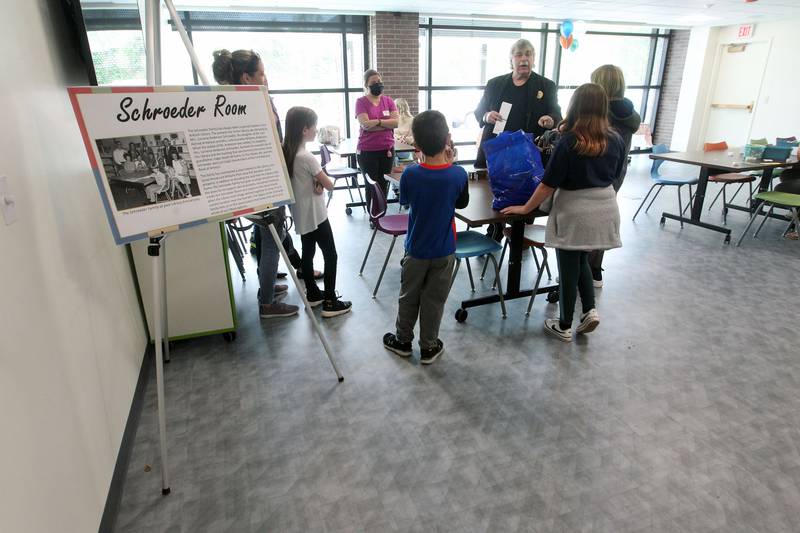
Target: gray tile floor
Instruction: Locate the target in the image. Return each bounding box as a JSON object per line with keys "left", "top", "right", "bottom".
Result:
{"left": 116, "top": 155, "right": 800, "bottom": 532}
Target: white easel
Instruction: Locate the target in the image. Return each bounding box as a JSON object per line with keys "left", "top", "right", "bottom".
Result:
{"left": 142, "top": 0, "right": 343, "bottom": 497}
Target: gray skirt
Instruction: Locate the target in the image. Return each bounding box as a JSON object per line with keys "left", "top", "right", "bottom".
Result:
{"left": 544, "top": 185, "right": 622, "bottom": 251}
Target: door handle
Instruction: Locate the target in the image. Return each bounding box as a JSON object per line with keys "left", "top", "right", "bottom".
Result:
{"left": 711, "top": 102, "right": 754, "bottom": 113}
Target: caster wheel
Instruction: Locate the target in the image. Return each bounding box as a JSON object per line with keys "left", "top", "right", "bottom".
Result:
{"left": 455, "top": 308, "right": 468, "bottom": 323}
{"left": 724, "top": 234, "right": 731, "bottom": 244}
{"left": 222, "top": 331, "right": 237, "bottom": 342}
{"left": 660, "top": 217, "right": 666, "bottom": 226}
{"left": 546, "top": 289, "right": 559, "bottom": 304}
{"left": 345, "top": 207, "right": 353, "bottom": 215}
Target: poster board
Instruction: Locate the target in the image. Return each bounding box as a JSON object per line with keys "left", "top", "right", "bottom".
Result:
{"left": 67, "top": 85, "right": 292, "bottom": 244}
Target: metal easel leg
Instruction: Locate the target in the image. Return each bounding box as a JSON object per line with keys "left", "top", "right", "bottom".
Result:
{"left": 147, "top": 236, "right": 170, "bottom": 495}
{"left": 267, "top": 224, "right": 343, "bottom": 382}
{"left": 161, "top": 236, "right": 170, "bottom": 363}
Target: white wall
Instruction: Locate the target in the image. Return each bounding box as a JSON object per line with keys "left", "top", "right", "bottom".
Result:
{"left": 0, "top": 2, "right": 147, "bottom": 532}
{"left": 670, "top": 26, "right": 719, "bottom": 151}
{"left": 715, "top": 20, "right": 800, "bottom": 142}
{"left": 672, "top": 19, "right": 800, "bottom": 151}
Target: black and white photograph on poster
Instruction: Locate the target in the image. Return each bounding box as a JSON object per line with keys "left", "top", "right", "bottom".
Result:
{"left": 95, "top": 132, "right": 200, "bottom": 211}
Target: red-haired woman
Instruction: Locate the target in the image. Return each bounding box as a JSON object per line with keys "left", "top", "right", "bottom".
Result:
{"left": 502, "top": 83, "right": 624, "bottom": 342}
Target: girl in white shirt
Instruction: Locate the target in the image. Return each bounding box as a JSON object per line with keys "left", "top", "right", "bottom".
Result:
{"left": 283, "top": 106, "right": 352, "bottom": 318}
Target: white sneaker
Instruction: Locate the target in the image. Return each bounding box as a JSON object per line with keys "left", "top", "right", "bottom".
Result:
{"left": 543, "top": 318, "right": 572, "bottom": 342}
{"left": 576, "top": 309, "right": 600, "bottom": 334}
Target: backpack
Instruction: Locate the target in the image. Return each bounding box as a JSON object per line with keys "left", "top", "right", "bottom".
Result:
{"left": 535, "top": 128, "right": 562, "bottom": 167}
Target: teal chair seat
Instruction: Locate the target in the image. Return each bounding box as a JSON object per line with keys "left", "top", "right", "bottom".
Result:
{"left": 454, "top": 230, "right": 502, "bottom": 259}
{"left": 450, "top": 231, "right": 506, "bottom": 319}
{"left": 652, "top": 176, "right": 699, "bottom": 186}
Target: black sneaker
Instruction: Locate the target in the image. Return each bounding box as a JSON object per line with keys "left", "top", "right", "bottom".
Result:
{"left": 592, "top": 268, "right": 603, "bottom": 288}
{"left": 383, "top": 333, "right": 412, "bottom": 357}
{"left": 306, "top": 287, "right": 324, "bottom": 308}
{"left": 276, "top": 271, "right": 288, "bottom": 279}
{"left": 420, "top": 339, "right": 444, "bottom": 365}
{"left": 321, "top": 298, "right": 352, "bottom": 318}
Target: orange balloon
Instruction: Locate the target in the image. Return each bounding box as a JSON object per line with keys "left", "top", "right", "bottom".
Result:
{"left": 559, "top": 35, "right": 574, "bottom": 49}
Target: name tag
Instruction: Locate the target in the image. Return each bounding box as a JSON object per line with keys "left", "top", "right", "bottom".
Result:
{"left": 382, "top": 110, "right": 390, "bottom": 117}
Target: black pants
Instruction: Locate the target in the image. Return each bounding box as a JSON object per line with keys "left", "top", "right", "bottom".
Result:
{"left": 300, "top": 219, "right": 338, "bottom": 300}
{"left": 283, "top": 233, "right": 302, "bottom": 270}
{"left": 556, "top": 249, "right": 595, "bottom": 328}
{"left": 587, "top": 249, "right": 604, "bottom": 271}
{"left": 358, "top": 149, "right": 393, "bottom": 208}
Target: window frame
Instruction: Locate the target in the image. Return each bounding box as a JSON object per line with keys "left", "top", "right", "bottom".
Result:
{"left": 419, "top": 18, "right": 672, "bottom": 156}
{"left": 84, "top": 10, "right": 369, "bottom": 137}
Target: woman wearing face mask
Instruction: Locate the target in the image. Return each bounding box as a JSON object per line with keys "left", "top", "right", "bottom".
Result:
{"left": 355, "top": 69, "right": 399, "bottom": 207}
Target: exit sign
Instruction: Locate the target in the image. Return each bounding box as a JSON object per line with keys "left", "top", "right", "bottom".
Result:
{"left": 737, "top": 24, "right": 755, "bottom": 39}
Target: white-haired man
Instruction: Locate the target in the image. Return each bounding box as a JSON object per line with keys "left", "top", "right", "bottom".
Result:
{"left": 474, "top": 38, "right": 561, "bottom": 169}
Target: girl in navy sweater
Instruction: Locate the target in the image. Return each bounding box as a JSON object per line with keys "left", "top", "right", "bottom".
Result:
{"left": 503, "top": 83, "right": 624, "bottom": 342}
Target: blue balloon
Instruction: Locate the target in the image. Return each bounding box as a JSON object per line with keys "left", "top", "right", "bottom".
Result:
{"left": 561, "top": 20, "right": 574, "bottom": 38}
{"left": 570, "top": 38, "right": 579, "bottom": 52}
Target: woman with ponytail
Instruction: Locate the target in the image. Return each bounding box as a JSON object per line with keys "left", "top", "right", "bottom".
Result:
{"left": 502, "top": 83, "right": 624, "bottom": 342}
{"left": 211, "top": 49, "right": 306, "bottom": 319}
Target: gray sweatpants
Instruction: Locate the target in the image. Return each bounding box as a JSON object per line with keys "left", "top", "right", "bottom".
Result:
{"left": 395, "top": 254, "right": 456, "bottom": 350}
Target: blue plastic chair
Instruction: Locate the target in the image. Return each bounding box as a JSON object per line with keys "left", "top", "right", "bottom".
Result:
{"left": 633, "top": 144, "right": 699, "bottom": 227}
{"left": 450, "top": 231, "right": 506, "bottom": 319}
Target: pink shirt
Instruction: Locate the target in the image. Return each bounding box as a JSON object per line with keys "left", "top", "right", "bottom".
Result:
{"left": 355, "top": 95, "right": 397, "bottom": 152}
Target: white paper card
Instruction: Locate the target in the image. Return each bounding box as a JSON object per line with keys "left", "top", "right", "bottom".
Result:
{"left": 493, "top": 101, "right": 513, "bottom": 134}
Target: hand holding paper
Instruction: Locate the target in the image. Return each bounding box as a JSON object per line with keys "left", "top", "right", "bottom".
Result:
{"left": 492, "top": 102, "right": 512, "bottom": 134}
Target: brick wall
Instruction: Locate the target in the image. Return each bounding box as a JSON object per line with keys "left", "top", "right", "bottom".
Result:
{"left": 653, "top": 29, "right": 690, "bottom": 145}
{"left": 369, "top": 12, "right": 420, "bottom": 114}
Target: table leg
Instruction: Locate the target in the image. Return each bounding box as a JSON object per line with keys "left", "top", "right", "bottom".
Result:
{"left": 506, "top": 219, "right": 524, "bottom": 296}
{"left": 757, "top": 167, "right": 774, "bottom": 192}
{"left": 457, "top": 218, "right": 556, "bottom": 315}
{"left": 690, "top": 167, "right": 710, "bottom": 221}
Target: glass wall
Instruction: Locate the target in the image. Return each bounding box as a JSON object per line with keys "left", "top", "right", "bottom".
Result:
{"left": 420, "top": 18, "right": 671, "bottom": 159}
{"left": 83, "top": 10, "right": 368, "bottom": 137}
{"left": 83, "top": 9, "right": 146, "bottom": 85}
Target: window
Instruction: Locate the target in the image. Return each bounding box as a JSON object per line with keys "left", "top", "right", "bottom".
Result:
{"left": 87, "top": 30, "right": 146, "bottom": 85}
{"left": 83, "top": 8, "right": 146, "bottom": 86}
{"left": 420, "top": 18, "right": 670, "bottom": 160}
{"left": 84, "top": 10, "right": 368, "bottom": 136}
{"left": 558, "top": 35, "right": 652, "bottom": 87}
{"left": 185, "top": 14, "right": 368, "bottom": 136}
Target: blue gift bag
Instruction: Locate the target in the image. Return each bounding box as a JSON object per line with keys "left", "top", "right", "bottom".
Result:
{"left": 482, "top": 130, "right": 545, "bottom": 210}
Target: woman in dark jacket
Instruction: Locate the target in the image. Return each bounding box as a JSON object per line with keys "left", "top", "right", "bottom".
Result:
{"left": 587, "top": 65, "right": 642, "bottom": 287}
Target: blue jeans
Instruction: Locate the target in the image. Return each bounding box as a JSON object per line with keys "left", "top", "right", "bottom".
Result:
{"left": 257, "top": 220, "right": 285, "bottom": 305}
